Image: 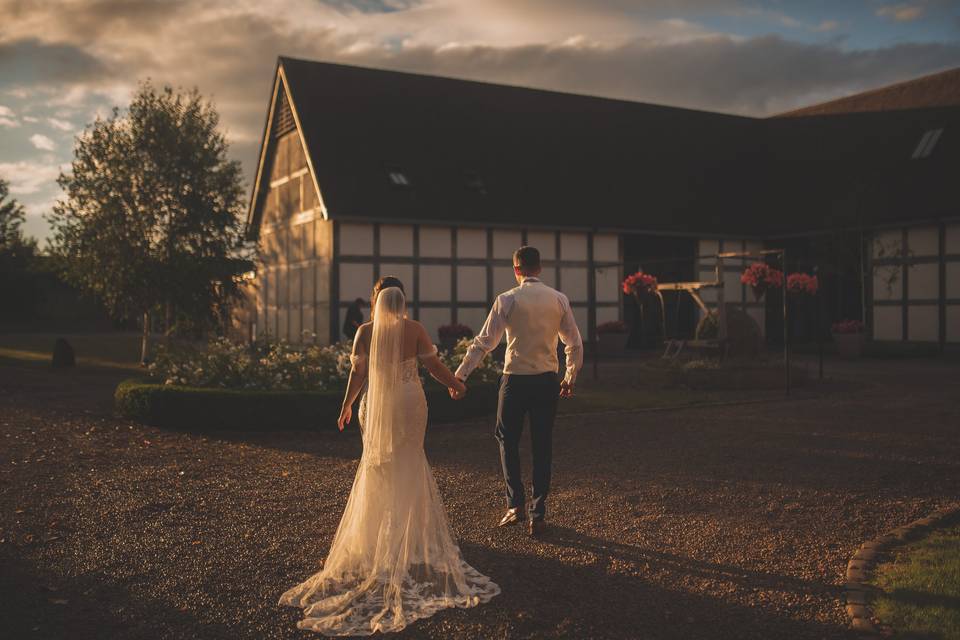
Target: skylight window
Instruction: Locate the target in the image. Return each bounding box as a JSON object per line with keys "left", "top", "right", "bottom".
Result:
{"left": 911, "top": 128, "right": 943, "bottom": 159}
{"left": 388, "top": 170, "right": 410, "bottom": 186}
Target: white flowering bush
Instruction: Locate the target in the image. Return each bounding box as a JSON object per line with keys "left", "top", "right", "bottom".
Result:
{"left": 148, "top": 337, "right": 353, "bottom": 391}
{"left": 147, "top": 336, "right": 502, "bottom": 392}
{"left": 438, "top": 337, "right": 502, "bottom": 385}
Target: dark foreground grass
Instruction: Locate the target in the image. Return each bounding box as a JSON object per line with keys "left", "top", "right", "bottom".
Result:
{"left": 871, "top": 524, "right": 960, "bottom": 639}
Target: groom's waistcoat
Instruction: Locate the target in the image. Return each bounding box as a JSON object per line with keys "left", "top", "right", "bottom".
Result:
{"left": 502, "top": 281, "right": 564, "bottom": 376}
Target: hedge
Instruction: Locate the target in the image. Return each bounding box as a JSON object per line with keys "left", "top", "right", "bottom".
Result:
{"left": 115, "top": 378, "right": 499, "bottom": 431}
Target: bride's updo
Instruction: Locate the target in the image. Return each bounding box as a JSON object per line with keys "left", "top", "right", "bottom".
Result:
{"left": 371, "top": 276, "right": 405, "bottom": 322}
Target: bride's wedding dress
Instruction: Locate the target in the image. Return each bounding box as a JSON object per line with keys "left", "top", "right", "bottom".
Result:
{"left": 279, "top": 288, "right": 500, "bottom": 635}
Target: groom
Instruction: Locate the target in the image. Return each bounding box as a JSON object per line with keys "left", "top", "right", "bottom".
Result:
{"left": 454, "top": 246, "right": 583, "bottom": 537}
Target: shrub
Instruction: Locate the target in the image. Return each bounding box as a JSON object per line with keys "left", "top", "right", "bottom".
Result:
{"left": 115, "top": 378, "right": 498, "bottom": 430}
{"left": 438, "top": 323, "right": 474, "bottom": 342}
{"left": 438, "top": 337, "right": 502, "bottom": 385}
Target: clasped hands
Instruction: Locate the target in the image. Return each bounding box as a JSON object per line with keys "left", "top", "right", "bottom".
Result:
{"left": 448, "top": 377, "right": 467, "bottom": 400}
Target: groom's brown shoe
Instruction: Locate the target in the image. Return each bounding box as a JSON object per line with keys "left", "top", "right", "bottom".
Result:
{"left": 498, "top": 508, "right": 525, "bottom": 527}
{"left": 528, "top": 518, "right": 546, "bottom": 538}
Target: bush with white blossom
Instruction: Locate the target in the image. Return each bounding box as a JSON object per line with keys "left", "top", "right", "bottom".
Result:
{"left": 147, "top": 335, "right": 501, "bottom": 391}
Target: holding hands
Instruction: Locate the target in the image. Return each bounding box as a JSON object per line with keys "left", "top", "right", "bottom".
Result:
{"left": 449, "top": 377, "right": 467, "bottom": 401}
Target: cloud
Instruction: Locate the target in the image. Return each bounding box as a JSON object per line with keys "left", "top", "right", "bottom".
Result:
{"left": 30, "top": 133, "right": 56, "bottom": 151}
{"left": 815, "top": 20, "right": 839, "bottom": 32}
{"left": 0, "top": 104, "right": 17, "bottom": 126}
{"left": 876, "top": 3, "right": 925, "bottom": 22}
{"left": 0, "top": 159, "right": 63, "bottom": 196}
{"left": 22, "top": 115, "right": 39, "bottom": 123}
{"left": 47, "top": 117, "right": 74, "bottom": 131}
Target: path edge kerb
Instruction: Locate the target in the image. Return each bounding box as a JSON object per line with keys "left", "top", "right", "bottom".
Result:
{"left": 843, "top": 503, "right": 960, "bottom": 638}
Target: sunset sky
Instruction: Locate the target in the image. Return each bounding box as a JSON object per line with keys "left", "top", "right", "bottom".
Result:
{"left": 2, "top": 0, "right": 959, "bottom": 242}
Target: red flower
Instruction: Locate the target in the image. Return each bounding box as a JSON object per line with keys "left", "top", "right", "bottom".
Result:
{"left": 740, "top": 263, "right": 783, "bottom": 289}
{"left": 622, "top": 271, "right": 658, "bottom": 296}
{"left": 786, "top": 272, "right": 818, "bottom": 296}
{"left": 831, "top": 319, "right": 864, "bottom": 334}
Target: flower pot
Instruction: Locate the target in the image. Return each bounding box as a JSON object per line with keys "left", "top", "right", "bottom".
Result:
{"left": 833, "top": 332, "right": 864, "bottom": 359}
{"left": 596, "top": 332, "right": 629, "bottom": 357}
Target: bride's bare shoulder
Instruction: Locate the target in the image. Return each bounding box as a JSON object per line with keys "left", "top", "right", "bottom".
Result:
{"left": 403, "top": 318, "right": 427, "bottom": 333}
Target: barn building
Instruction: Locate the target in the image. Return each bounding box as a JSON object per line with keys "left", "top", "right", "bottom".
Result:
{"left": 243, "top": 57, "right": 960, "bottom": 351}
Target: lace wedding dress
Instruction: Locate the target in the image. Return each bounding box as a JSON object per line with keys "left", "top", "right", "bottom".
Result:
{"left": 279, "top": 287, "right": 500, "bottom": 635}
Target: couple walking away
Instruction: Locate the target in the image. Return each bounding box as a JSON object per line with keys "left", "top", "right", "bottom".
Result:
{"left": 279, "top": 245, "right": 584, "bottom": 635}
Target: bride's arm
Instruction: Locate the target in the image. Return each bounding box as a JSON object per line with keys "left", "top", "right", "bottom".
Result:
{"left": 338, "top": 326, "right": 369, "bottom": 430}
{"left": 416, "top": 324, "right": 466, "bottom": 395}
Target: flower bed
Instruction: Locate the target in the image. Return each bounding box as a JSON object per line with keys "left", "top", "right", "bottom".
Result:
{"left": 119, "top": 337, "right": 504, "bottom": 430}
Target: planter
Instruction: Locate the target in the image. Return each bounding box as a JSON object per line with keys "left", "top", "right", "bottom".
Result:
{"left": 596, "top": 332, "right": 629, "bottom": 356}
{"left": 833, "top": 332, "right": 865, "bottom": 359}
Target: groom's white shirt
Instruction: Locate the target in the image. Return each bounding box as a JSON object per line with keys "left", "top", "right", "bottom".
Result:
{"left": 456, "top": 277, "right": 583, "bottom": 384}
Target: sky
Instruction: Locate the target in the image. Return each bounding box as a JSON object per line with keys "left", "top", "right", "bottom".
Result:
{"left": 1, "top": 0, "right": 959, "bottom": 243}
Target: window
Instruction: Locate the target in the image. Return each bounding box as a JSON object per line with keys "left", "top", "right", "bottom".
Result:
{"left": 911, "top": 128, "right": 943, "bottom": 159}
{"left": 387, "top": 169, "right": 410, "bottom": 186}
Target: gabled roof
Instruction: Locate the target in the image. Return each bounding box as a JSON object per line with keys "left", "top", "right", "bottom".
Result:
{"left": 775, "top": 67, "right": 960, "bottom": 118}
{"left": 246, "top": 58, "right": 960, "bottom": 241}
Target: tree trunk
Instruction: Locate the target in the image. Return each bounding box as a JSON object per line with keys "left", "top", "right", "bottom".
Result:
{"left": 140, "top": 310, "right": 151, "bottom": 366}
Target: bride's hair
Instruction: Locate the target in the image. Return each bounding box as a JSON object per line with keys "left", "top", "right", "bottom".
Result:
{"left": 371, "top": 276, "right": 405, "bottom": 322}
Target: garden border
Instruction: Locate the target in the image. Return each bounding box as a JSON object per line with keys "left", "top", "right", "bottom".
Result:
{"left": 843, "top": 503, "right": 960, "bottom": 638}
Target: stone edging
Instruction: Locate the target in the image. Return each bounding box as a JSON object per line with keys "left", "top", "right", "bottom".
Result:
{"left": 844, "top": 503, "right": 960, "bottom": 638}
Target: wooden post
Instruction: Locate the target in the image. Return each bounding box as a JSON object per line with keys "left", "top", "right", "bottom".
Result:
{"left": 717, "top": 254, "right": 727, "bottom": 341}
{"left": 783, "top": 248, "right": 790, "bottom": 396}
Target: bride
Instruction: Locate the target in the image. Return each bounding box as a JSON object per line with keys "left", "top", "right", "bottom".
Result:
{"left": 279, "top": 277, "right": 500, "bottom": 635}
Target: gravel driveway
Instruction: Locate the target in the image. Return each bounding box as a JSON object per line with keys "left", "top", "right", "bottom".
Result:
{"left": 1, "top": 357, "right": 958, "bottom": 639}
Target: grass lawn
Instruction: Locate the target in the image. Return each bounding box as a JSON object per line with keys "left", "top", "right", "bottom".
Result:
{"left": 870, "top": 523, "right": 960, "bottom": 640}
{"left": 0, "top": 332, "right": 161, "bottom": 371}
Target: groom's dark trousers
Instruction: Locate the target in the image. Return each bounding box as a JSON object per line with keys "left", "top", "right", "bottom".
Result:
{"left": 495, "top": 371, "right": 560, "bottom": 521}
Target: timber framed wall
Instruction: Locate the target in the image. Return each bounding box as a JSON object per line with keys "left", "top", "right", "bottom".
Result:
{"left": 332, "top": 222, "right": 622, "bottom": 344}
{"left": 868, "top": 222, "right": 960, "bottom": 347}
{"left": 695, "top": 237, "right": 767, "bottom": 332}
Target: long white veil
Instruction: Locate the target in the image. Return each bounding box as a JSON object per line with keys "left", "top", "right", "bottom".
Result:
{"left": 361, "top": 286, "right": 405, "bottom": 467}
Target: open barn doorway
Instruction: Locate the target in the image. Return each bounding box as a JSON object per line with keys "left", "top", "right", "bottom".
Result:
{"left": 622, "top": 234, "right": 698, "bottom": 349}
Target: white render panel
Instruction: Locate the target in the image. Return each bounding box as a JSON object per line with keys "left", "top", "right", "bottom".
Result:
{"left": 420, "top": 226, "right": 452, "bottom": 258}
{"left": 493, "top": 229, "right": 523, "bottom": 259}
{"left": 908, "top": 263, "right": 939, "bottom": 300}
{"left": 527, "top": 231, "right": 555, "bottom": 259}
{"left": 593, "top": 234, "right": 618, "bottom": 262}
{"left": 290, "top": 306, "right": 302, "bottom": 343}
{"left": 457, "top": 266, "right": 488, "bottom": 301}
{"left": 457, "top": 307, "right": 490, "bottom": 338}
{"left": 596, "top": 305, "right": 619, "bottom": 326}
{"left": 745, "top": 240, "right": 764, "bottom": 256}
{"left": 339, "top": 223, "right": 374, "bottom": 255}
{"left": 908, "top": 226, "right": 939, "bottom": 257}
{"left": 908, "top": 305, "right": 938, "bottom": 341}
{"left": 380, "top": 224, "right": 414, "bottom": 256}
{"left": 873, "top": 230, "right": 902, "bottom": 259}
{"left": 572, "top": 307, "right": 588, "bottom": 336}
{"left": 872, "top": 305, "right": 902, "bottom": 341}
{"left": 947, "top": 262, "right": 960, "bottom": 299}
{"left": 302, "top": 306, "right": 316, "bottom": 342}
{"left": 698, "top": 239, "right": 719, "bottom": 264}
{"left": 947, "top": 305, "right": 960, "bottom": 342}
{"left": 494, "top": 267, "right": 518, "bottom": 297}
{"left": 947, "top": 224, "right": 960, "bottom": 253}
{"left": 722, "top": 270, "right": 744, "bottom": 303}
{"left": 873, "top": 267, "right": 902, "bottom": 301}
{"left": 560, "top": 232, "right": 588, "bottom": 261}
{"left": 380, "top": 263, "right": 414, "bottom": 296}
{"left": 340, "top": 263, "right": 374, "bottom": 302}
{"left": 419, "top": 307, "right": 451, "bottom": 342}
{"left": 595, "top": 265, "right": 621, "bottom": 303}
{"left": 457, "top": 228, "right": 487, "bottom": 258}
{"left": 419, "top": 265, "right": 451, "bottom": 301}
{"left": 560, "top": 267, "right": 588, "bottom": 302}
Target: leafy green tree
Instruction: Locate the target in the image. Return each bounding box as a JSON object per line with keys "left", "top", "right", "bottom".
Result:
{"left": 0, "top": 177, "right": 28, "bottom": 250}
{"left": 49, "top": 81, "right": 252, "bottom": 363}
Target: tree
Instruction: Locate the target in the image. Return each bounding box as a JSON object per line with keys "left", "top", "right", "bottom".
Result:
{"left": 0, "top": 177, "right": 27, "bottom": 250}
{"left": 49, "top": 81, "right": 252, "bottom": 363}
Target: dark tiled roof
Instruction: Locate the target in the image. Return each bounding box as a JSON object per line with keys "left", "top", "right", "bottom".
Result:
{"left": 247, "top": 57, "right": 959, "bottom": 241}
{"left": 775, "top": 67, "right": 960, "bottom": 117}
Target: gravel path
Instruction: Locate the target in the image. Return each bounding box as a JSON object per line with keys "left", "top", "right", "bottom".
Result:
{"left": 1, "top": 357, "right": 958, "bottom": 639}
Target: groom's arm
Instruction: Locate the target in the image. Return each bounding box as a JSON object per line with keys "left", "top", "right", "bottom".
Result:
{"left": 455, "top": 296, "right": 509, "bottom": 381}
{"left": 557, "top": 293, "right": 583, "bottom": 390}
